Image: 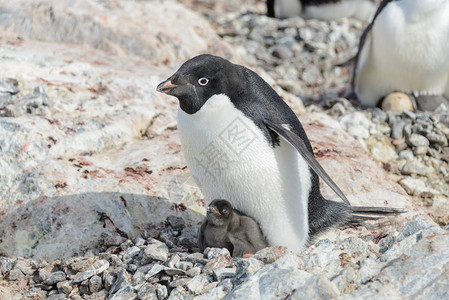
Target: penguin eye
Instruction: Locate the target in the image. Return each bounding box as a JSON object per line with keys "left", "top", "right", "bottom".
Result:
{"left": 198, "top": 78, "right": 209, "bottom": 86}
{"left": 222, "top": 208, "right": 228, "bottom": 214}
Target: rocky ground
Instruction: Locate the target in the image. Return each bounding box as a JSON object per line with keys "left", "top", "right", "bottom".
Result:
{"left": 0, "top": 0, "right": 448, "bottom": 299}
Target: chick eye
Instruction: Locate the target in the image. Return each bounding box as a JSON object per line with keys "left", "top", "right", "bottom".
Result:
{"left": 222, "top": 208, "right": 228, "bottom": 214}
{"left": 198, "top": 78, "right": 209, "bottom": 86}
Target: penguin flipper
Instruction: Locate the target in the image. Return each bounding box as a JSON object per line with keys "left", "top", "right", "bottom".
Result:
{"left": 263, "top": 119, "right": 351, "bottom": 206}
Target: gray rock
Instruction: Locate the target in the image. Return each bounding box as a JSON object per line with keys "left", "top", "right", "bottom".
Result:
{"left": 176, "top": 261, "right": 193, "bottom": 271}
{"left": 101, "top": 232, "right": 124, "bottom": 247}
{"left": 426, "top": 131, "right": 448, "bottom": 146}
{"left": 397, "top": 216, "right": 432, "bottom": 241}
{"left": 0, "top": 79, "right": 20, "bottom": 94}
{"left": 186, "top": 274, "right": 212, "bottom": 295}
{"left": 400, "top": 159, "right": 429, "bottom": 176}
{"left": 103, "top": 269, "right": 117, "bottom": 291}
{"left": 407, "top": 133, "right": 430, "bottom": 147}
{"left": 251, "top": 246, "right": 288, "bottom": 264}
{"left": 178, "top": 227, "right": 199, "bottom": 248}
{"left": 184, "top": 253, "right": 208, "bottom": 265}
{"left": 0, "top": 257, "right": 12, "bottom": 274}
{"left": 109, "top": 285, "right": 137, "bottom": 300}
{"left": 56, "top": 280, "right": 73, "bottom": 294}
{"left": 142, "top": 239, "right": 169, "bottom": 263}
{"left": 165, "top": 254, "right": 181, "bottom": 269}
{"left": 186, "top": 266, "right": 202, "bottom": 277}
{"left": 195, "top": 278, "right": 233, "bottom": 300}
{"left": 14, "top": 259, "right": 35, "bottom": 275}
{"left": 89, "top": 275, "right": 102, "bottom": 293}
{"left": 212, "top": 268, "right": 236, "bottom": 281}
{"left": 39, "top": 268, "right": 50, "bottom": 282}
{"left": 123, "top": 246, "right": 141, "bottom": 262}
{"left": 399, "top": 149, "right": 414, "bottom": 160}
{"left": 110, "top": 269, "right": 131, "bottom": 295}
{"left": 168, "top": 286, "right": 192, "bottom": 300}
{"left": 137, "top": 283, "right": 158, "bottom": 300}
{"left": 8, "top": 268, "right": 24, "bottom": 281}
{"left": 167, "top": 216, "right": 185, "bottom": 230}
{"left": 232, "top": 257, "right": 264, "bottom": 286}
{"left": 72, "top": 259, "right": 109, "bottom": 282}
{"left": 289, "top": 275, "right": 339, "bottom": 299}
{"left": 145, "top": 264, "right": 166, "bottom": 278}
{"left": 47, "top": 294, "right": 68, "bottom": 300}
{"left": 378, "top": 235, "right": 396, "bottom": 254}
{"left": 44, "top": 271, "right": 67, "bottom": 285}
{"left": 205, "top": 247, "right": 231, "bottom": 260}
{"left": 227, "top": 253, "right": 311, "bottom": 299}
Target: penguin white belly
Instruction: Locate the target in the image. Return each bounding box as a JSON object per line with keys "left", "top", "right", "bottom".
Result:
{"left": 177, "top": 94, "right": 311, "bottom": 253}
{"left": 356, "top": 0, "right": 449, "bottom": 106}
{"left": 274, "top": 0, "right": 302, "bottom": 19}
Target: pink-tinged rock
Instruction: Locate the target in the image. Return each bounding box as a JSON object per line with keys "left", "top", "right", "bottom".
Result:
{"left": 300, "top": 113, "right": 423, "bottom": 227}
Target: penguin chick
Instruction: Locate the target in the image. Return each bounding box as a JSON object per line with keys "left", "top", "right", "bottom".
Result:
{"left": 198, "top": 199, "right": 267, "bottom": 257}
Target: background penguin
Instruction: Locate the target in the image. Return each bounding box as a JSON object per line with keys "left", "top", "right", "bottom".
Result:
{"left": 198, "top": 199, "right": 267, "bottom": 257}
{"left": 353, "top": 0, "right": 449, "bottom": 111}
{"left": 157, "top": 54, "right": 403, "bottom": 253}
{"left": 266, "top": 0, "right": 377, "bottom": 21}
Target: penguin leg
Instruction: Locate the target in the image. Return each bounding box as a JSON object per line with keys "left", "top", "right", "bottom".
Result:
{"left": 413, "top": 94, "right": 449, "bottom": 112}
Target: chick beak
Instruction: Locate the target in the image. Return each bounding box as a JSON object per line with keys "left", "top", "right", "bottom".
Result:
{"left": 207, "top": 206, "right": 221, "bottom": 215}
{"left": 156, "top": 79, "right": 178, "bottom": 94}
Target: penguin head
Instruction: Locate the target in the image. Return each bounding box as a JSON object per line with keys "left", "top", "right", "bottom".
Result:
{"left": 206, "top": 199, "right": 233, "bottom": 225}
{"left": 156, "top": 54, "right": 245, "bottom": 114}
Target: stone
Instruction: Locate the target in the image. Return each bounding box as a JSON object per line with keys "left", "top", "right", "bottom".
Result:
{"left": 339, "top": 112, "right": 371, "bottom": 139}
{"left": 186, "top": 274, "right": 212, "bottom": 295}
{"left": 142, "top": 239, "right": 169, "bottom": 263}
{"left": 72, "top": 259, "right": 109, "bottom": 282}
{"left": 109, "top": 269, "right": 131, "bottom": 295}
{"left": 381, "top": 92, "right": 414, "bottom": 113}
{"left": 178, "top": 227, "right": 199, "bottom": 249}
{"left": 0, "top": 257, "right": 12, "bottom": 274}
{"left": 123, "top": 246, "right": 141, "bottom": 262}
{"left": 400, "top": 159, "right": 429, "bottom": 176}
{"left": 232, "top": 257, "right": 265, "bottom": 286}
{"left": 89, "top": 275, "right": 102, "bottom": 293}
{"left": 194, "top": 278, "right": 233, "bottom": 300}
{"left": 168, "top": 286, "right": 192, "bottom": 300}
{"left": 101, "top": 232, "right": 124, "bottom": 247}
{"left": 167, "top": 216, "right": 185, "bottom": 230}
{"left": 165, "top": 254, "right": 181, "bottom": 269}
{"left": 7, "top": 268, "right": 24, "bottom": 281}
{"left": 226, "top": 253, "right": 310, "bottom": 299}
{"left": 103, "top": 270, "right": 117, "bottom": 291}
{"left": 137, "top": 283, "right": 158, "bottom": 300}
{"left": 56, "top": 280, "right": 73, "bottom": 294}
{"left": 109, "top": 285, "right": 137, "bottom": 300}
{"left": 212, "top": 267, "right": 237, "bottom": 281}
{"left": 407, "top": 133, "right": 430, "bottom": 147}
{"left": 176, "top": 261, "right": 193, "bottom": 271}
{"left": 251, "top": 246, "right": 288, "bottom": 264}
{"left": 14, "top": 259, "right": 35, "bottom": 275}
{"left": 44, "top": 271, "right": 67, "bottom": 285}
{"left": 186, "top": 267, "right": 202, "bottom": 277}
{"left": 289, "top": 275, "right": 339, "bottom": 299}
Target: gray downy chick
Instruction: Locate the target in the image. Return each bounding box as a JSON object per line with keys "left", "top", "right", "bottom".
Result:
{"left": 198, "top": 199, "right": 267, "bottom": 257}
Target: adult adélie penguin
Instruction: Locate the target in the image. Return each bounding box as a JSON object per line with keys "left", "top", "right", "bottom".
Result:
{"left": 157, "top": 54, "right": 404, "bottom": 253}
{"left": 353, "top": 0, "right": 449, "bottom": 111}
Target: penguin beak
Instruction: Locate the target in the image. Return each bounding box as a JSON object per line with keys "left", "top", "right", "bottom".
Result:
{"left": 207, "top": 206, "right": 221, "bottom": 215}
{"left": 156, "top": 79, "right": 178, "bottom": 94}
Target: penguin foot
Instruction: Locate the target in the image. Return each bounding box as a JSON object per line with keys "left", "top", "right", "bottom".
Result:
{"left": 242, "top": 253, "right": 254, "bottom": 258}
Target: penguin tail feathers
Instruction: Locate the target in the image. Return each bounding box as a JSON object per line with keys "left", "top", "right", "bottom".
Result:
{"left": 346, "top": 206, "right": 407, "bottom": 229}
